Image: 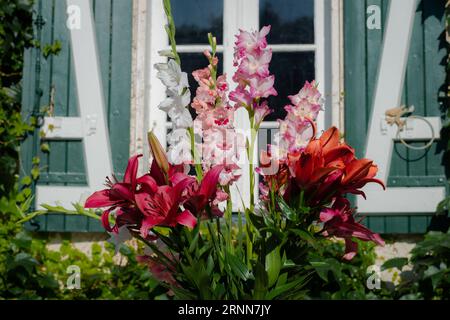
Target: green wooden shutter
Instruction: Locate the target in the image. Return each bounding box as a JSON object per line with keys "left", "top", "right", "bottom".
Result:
{"left": 21, "top": 0, "right": 133, "bottom": 232}
{"left": 344, "top": 0, "right": 447, "bottom": 233}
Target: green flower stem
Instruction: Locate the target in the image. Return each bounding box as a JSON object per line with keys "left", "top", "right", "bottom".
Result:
{"left": 163, "top": 0, "right": 180, "bottom": 65}
{"left": 17, "top": 205, "right": 100, "bottom": 224}
{"left": 248, "top": 112, "right": 257, "bottom": 213}
{"left": 188, "top": 127, "right": 203, "bottom": 180}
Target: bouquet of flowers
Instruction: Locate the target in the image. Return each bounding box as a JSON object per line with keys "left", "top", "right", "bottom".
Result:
{"left": 84, "top": 0, "right": 385, "bottom": 299}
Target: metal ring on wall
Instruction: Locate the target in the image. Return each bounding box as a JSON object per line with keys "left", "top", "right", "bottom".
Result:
{"left": 396, "top": 115, "right": 436, "bottom": 150}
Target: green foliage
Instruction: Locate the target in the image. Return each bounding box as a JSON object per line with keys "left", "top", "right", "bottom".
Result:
{"left": 0, "top": 165, "right": 158, "bottom": 299}
{"left": 38, "top": 241, "right": 166, "bottom": 300}
{"left": 437, "top": 0, "right": 450, "bottom": 214}
{"left": 305, "top": 239, "right": 379, "bottom": 299}
{"left": 0, "top": 0, "right": 35, "bottom": 196}
{"left": 42, "top": 40, "right": 61, "bottom": 59}
{"left": 142, "top": 206, "right": 312, "bottom": 300}
{"left": 0, "top": 233, "right": 166, "bottom": 300}
{"left": 382, "top": 231, "right": 450, "bottom": 300}
{"left": 0, "top": 175, "right": 165, "bottom": 300}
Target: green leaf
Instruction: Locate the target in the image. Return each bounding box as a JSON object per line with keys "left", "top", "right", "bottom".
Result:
{"left": 12, "top": 231, "right": 32, "bottom": 250}
{"left": 188, "top": 227, "right": 200, "bottom": 253}
{"left": 381, "top": 257, "right": 408, "bottom": 271}
{"left": 253, "top": 262, "right": 268, "bottom": 299}
{"left": 20, "top": 176, "right": 32, "bottom": 186}
{"left": 266, "top": 274, "right": 309, "bottom": 300}
{"left": 277, "top": 195, "right": 298, "bottom": 222}
{"left": 247, "top": 211, "right": 264, "bottom": 229}
{"left": 31, "top": 167, "right": 40, "bottom": 180}
{"left": 310, "top": 261, "right": 331, "bottom": 282}
{"left": 424, "top": 265, "right": 441, "bottom": 278}
{"left": 275, "top": 272, "right": 288, "bottom": 287}
{"left": 11, "top": 252, "right": 39, "bottom": 274}
{"left": 40, "top": 142, "right": 50, "bottom": 153}
{"left": 42, "top": 40, "right": 62, "bottom": 58}
{"left": 291, "top": 229, "right": 316, "bottom": 246}
{"left": 265, "top": 246, "right": 281, "bottom": 287}
{"left": 226, "top": 251, "right": 252, "bottom": 281}
{"left": 170, "top": 286, "right": 197, "bottom": 300}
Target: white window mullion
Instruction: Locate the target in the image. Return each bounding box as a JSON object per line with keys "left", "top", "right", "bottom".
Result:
{"left": 314, "top": 0, "right": 326, "bottom": 134}
{"left": 270, "top": 44, "right": 316, "bottom": 52}
{"left": 224, "top": 0, "right": 259, "bottom": 211}
{"left": 174, "top": 45, "right": 224, "bottom": 53}
{"left": 143, "top": 0, "right": 169, "bottom": 167}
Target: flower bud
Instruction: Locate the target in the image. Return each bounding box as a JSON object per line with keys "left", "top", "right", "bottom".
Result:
{"left": 147, "top": 130, "right": 169, "bottom": 175}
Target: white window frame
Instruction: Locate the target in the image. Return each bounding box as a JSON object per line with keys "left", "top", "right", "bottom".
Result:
{"left": 133, "top": 0, "right": 342, "bottom": 209}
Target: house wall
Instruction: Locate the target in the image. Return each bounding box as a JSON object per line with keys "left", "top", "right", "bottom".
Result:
{"left": 25, "top": 0, "right": 446, "bottom": 276}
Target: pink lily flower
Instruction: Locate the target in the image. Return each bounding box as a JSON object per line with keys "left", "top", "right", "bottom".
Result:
{"left": 320, "top": 197, "right": 385, "bottom": 260}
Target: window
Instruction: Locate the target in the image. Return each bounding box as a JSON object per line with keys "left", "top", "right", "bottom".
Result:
{"left": 146, "top": 0, "right": 335, "bottom": 208}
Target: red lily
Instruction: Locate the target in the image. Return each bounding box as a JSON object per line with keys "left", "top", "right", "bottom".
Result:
{"left": 271, "top": 127, "right": 384, "bottom": 206}
{"left": 340, "top": 159, "right": 385, "bottom": 198}
{"left": 181, "top": 165, "right": 226, "bottom": 217}
{"left": 84, "top": 154, "right": 155, "bottom": 232}
{"left": 320, "top": 197, "right": 385, "bottom": 260}
{"left": 135, "top": 177, "right": 197, "bottom": 238}
{"left": 134, "top": 164, "right": 225, "bottom": 237}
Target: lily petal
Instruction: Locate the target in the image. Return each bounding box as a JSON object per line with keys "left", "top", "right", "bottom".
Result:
{"left": 320, "top": 126, "right": 340, "bottom": 152}
{"left": 101, "top": 209, "right": 116, "bottom": 233}
{"left": 137, "top": 174, "right": 158, "bottom": 193}
{"left": 85, "top": 189, "right": 117, "bottom": 208}
{"left": 343, "top": 239, "right": 358, "bottom": 260}
{"left": 176, "top": 210, "right": 197, "bottom": 228}
{"left": 123, "top": 154, "right": 142, "bottom": 189}
{"left": 199, "top": 165, "right": 224, "bottom": 200}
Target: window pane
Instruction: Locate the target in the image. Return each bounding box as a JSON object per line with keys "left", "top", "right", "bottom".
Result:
{"left": 265, "top": 52, "right": 315, "bottom": 121}
{"left": 260, "top": 0, "right": 314, "bottom": 44}
{"left": 172, "top": 0, "right": 223, "bottom": 44}
{"left": 169, "top": 53, "right": 223, "bottom": 120}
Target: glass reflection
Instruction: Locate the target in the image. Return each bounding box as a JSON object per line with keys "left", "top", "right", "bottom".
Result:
{"left": 260, "top": 0, "right": 314, "bottom": 44}
{"left": 172, "top": 0, "right": 223, "bottom": 44}
{"left": 266, "top": 52, "right": 315, "bottom": 121}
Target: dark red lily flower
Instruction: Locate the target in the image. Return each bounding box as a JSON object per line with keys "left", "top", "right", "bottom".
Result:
{"left": 181, "top": 165, "right": 226, "bottom": 217}
{"left": 320, "top": 197, "right": 385, "bottom": 260}
{"left": 85, "top": 154, "right": 156, "bottom": 232}
{"left": 135, "top": 177, "right": 197, "bottom": 238}
{"left": 134, "top": 164, "right": 225, "bottom": 237}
